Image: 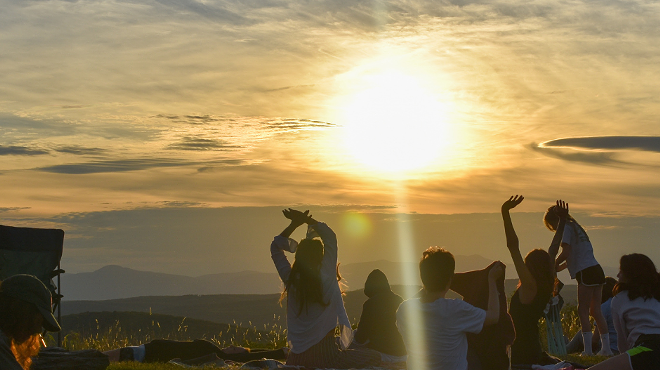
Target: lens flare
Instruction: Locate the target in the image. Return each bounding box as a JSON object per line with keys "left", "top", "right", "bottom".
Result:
{"left": 341, "top": 212, "right": 372, "bottom": 239}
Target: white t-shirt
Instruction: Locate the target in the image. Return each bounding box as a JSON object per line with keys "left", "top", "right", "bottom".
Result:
{"left": 561, "top": 221, "right": 599, "bottom": 279}
{"left": 611, "top": 293, "right": 660, "bottom": 351}
{"left": 396, "top": 297, "right": 486, "bottom": 370}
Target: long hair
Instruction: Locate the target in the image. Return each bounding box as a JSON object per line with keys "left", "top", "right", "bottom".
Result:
{"left": 613, "top": 253, "right": 660, "bottom": 302}
{"left": 281, "top": 239, "right": 328, "bottom": 316}
{"left": 523, "top": 249, "right": 555, "bottom": 302}
{"left": 0, "top": 293, "right": 43, "bottom": 370}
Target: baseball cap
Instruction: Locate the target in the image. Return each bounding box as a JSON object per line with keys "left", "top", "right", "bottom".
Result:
{"left": 0, "top": 274, "right": 61, "bottom": 332}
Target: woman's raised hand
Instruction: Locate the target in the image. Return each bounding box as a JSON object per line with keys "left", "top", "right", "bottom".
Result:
{"left": 488, "top": 261, "right": 506, "bottom": 281}
{"left": 554, "top": 200, "right": 569, "bottom": 220}
{"left": 501, "top": 195, "right": 524, "bottom": 211}
{"left": 282, "top": 208, "right": 312, "bottom": 225}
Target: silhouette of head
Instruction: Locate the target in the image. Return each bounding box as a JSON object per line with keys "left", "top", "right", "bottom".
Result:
{"left": 364, "top": 269, "right": 391, "bottom": 298}
{"left": 544, "top": 204, "right": 581, "bottom": 232}
{"left": 284, "top": 238, "right": 327, "bottom": 315}
{"left": 524, "top": 249, "right": 555, "bottom": 299}
{"left": 614, "top": 253, "right": 660, "bottom": 301}
{"left": 419, "top": 247, "right": 455, "bottom": 293}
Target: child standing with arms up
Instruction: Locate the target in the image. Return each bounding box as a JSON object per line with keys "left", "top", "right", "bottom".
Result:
{"left": 544, "top": 203, "right": 613, "bottom": 356}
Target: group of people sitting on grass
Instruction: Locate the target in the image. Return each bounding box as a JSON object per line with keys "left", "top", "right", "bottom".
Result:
{"left": 1, "top": 198, "right": 660, "bottom": 370}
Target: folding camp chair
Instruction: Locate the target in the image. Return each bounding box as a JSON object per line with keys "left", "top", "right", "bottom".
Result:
{"left": 544, "top": 294, "right": 567, "bottom": 356}
{"left": 0, "top": 224, "right": 65, "bottom": 346}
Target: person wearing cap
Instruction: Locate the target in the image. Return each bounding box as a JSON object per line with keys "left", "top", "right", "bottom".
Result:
{"left": 0, "top": 274, "right": 61, "bottom": 370}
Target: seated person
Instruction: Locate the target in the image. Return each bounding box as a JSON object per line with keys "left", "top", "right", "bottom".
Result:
{"left": 0, "top": 274, "right": 62, "bottom": 370}
{"left": 270, "top": 209, "right": 380, "bottom": 368}
{"left": 103, "top": 340, "right": 287, "bottom": 363}
{"left": 396, "top": 247, "right": 503, "bottom": 370}
{"left": 566, "top": 276, "right": 619, "bottom": 354}
{"left": 351, "top": 269, "right": 407, "bottom": 362}
{"left": 586, "top": 253, "right": 660, "bottom": 370}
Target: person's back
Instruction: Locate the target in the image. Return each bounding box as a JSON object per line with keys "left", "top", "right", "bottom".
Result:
{"left": 270, "top": 209, "right": 380, "bottom": 369}
{"left": 397, "top": 296, "right": 486, "bottom": 370}
{"left": 396, "top": 247, "right": 503, "bottom": 370}
{"left": 354, "top": 269, "right": 406, "bottom": 358}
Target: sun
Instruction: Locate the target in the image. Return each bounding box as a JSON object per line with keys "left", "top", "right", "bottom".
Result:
{"left": 339, "top": 71, "right": 453, "bottom": 174}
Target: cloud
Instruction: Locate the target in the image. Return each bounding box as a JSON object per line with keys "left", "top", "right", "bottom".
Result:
{"left": 148, "top": 0, "right": 253, "bottom": 25}
{"left": 35, "top": 158, "right": 248, "bottom": 174}
{"left": 0, "top": 207, "right": 30, "bottom": 213}
{"left": 36, "top": 158, "right": 195, "bottom": 174}
{"left": 0, "top": 145, "right": 49, "bottom": 156}
{"left": 53, "top": 145, "right": 106, "bottom": 155}
{"left": 541, "top": 136, "right": 660, "bottom": 153}
{"left": 529, "top": 143, "right": 624, "bottom": 166}
{"left": 167, "top": 137, "right": 240, "bottom": 151}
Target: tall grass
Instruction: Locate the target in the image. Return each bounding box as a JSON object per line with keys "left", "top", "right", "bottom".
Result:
{"left": 45, "top": 314, "right": 288, "bottom": 352}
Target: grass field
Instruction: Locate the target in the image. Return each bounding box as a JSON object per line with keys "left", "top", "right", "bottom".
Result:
{"left": 46, "top": 304, "right": 608, "bottom": 369}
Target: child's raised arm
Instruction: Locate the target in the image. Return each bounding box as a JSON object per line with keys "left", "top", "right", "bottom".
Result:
{"left": 548, "top": 200, "right": 569, "bottom": 259}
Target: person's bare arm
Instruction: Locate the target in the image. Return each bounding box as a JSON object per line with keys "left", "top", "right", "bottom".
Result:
{"left": 549, "top": 200, "right": 569, "bottom": 259}
{"left": 501, "top": 195, "right": 537, "bottom": 303}
{"left": 483, "top": 262, "right": 504, "bottom": 327}
{"left": 555, "top": 243, "right": 571, "bottom": 271}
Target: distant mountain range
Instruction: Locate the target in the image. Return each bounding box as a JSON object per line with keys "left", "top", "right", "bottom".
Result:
{"left": 60, "top": 283, "right": 579, "bottom": 328}
{"left": 60, "top": 255, "right": 507, "bottom": 300}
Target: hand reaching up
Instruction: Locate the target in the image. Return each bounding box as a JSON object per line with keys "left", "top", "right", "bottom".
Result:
{"left": 282, "top": 208, "right": 312, "bottom": 226}
{"left": 488, "top": 261, "right": 505, "bottom": 281}
{"left": 554, "top": 200, "right": 569, "bottom": 220}
{"left": 501, "top": 195, "right": 524, "bottom": 212}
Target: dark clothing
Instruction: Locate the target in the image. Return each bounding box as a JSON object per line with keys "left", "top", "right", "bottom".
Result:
{"left": 576, "top": 264, "right": 605, "bottom": 286}
{"left": 450, "top": 266, "right": 515, "bottom": 370}
{"left": 142, "top": 339, "right": 286, "bottom": 363}
{"left": 629, "top": 334, "right": 660, "bottom": 370}
{"left": 0, "top": 331, "right": 23, "bottom": 370}
{"left": 354, "top": 290, "right": 407, "bottom": 356}
{"left": 286, "top": 330, "right": 381, "bottom": 368}
{"left": 354, "top": 269, "right": 406, "bottom": 357}
{"left": 509, "top": 289, "right": 556, "bottom": 366}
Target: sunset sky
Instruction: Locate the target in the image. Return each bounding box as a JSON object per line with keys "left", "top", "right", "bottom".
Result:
{"left": 2, "top": 0, "right": 660, "bottom": 277}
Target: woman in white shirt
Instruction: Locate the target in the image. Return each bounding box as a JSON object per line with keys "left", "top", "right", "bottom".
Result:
{"left": 270, "top": 208, "right": 380, "bottom": 368}
{"left": 586, "top": 253, "right": 660, "bottom": 370}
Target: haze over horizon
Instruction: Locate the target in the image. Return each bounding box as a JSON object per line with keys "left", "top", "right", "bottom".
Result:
{"left": 2, "top": 0, "right": 660, "bottom": 276}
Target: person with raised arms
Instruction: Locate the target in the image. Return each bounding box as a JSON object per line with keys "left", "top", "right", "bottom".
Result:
{"left": 544, "top": 200, "right": 613, "bottom": 356}
{"left": 502, "top": 196, "right": 564, "bottom": 367}
{"left": 270, "top": 208, "right": 380, "bottom": 368}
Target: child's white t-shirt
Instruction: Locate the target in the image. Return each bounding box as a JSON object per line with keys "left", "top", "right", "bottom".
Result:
{"left": 562, "top": 221, "right": 599, "bottom": 278}
{"left": 396, "top": 297, "right": 485, "bottom": 370}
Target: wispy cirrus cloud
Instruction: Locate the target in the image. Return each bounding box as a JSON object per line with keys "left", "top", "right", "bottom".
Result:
{"left": 167, "top": 137, "right": 240, "bottom": 151}
{"left": 530, "top": 143, "right": 624, "bottom": 166}
{"left": 35, "top": 158, "right": 248, "bottom": 174}
{"left": 53, "top": 145, "right": 107, "bottom": 155}
{"left": 540, "top": 136, "right": 660, "bottom": 153}
{"left": 0, "top": 145, "right": 49, "bottom": 156}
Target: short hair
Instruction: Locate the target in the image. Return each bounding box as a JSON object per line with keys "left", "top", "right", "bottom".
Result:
{"left": 419, "top": 247, "right": 455, "bottom": 292}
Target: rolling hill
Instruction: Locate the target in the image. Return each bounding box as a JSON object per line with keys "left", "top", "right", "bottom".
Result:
{"left": 60, "top": 256, "right": 507, "bottom": 300}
